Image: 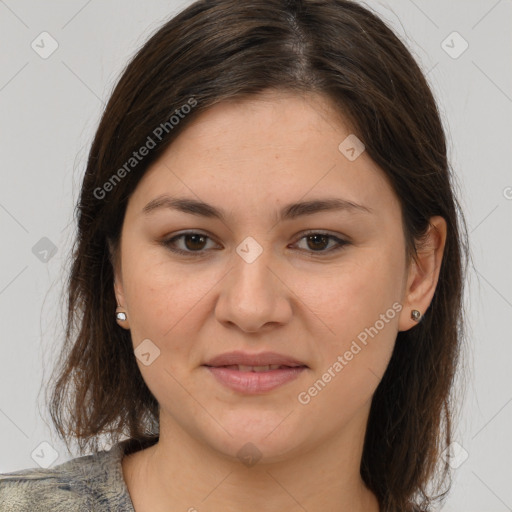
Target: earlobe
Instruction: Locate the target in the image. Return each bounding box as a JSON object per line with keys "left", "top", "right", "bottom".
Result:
{"left": 113, "top": 280, "right": 130, "bottom": 329}
{"left": 398, "top": 216, "right": 447, "bottom": 332}
{"left": 109, "top": 238, "right": 130, "bottom": 329}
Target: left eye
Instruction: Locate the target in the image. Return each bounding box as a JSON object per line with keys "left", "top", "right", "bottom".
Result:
{"left": 162, "top": 231, "right": 349, "bottom": 256}
{"left": 294, "top": 232, "right": 349, "bottom": 253}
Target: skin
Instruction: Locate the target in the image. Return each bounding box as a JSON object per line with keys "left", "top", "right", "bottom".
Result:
{"left": 112, "top": 89, "right": 446, "bottom": 512}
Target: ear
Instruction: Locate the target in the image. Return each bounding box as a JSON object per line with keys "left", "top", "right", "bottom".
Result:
{"left": 108, "top": 238, "right": 130, "bottom": 330}
{"left": 398, "top": 216, "right": 447, "bottom": 331}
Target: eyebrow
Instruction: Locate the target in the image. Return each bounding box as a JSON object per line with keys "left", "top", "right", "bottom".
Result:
{"left": 142, "top": 194, "right": 373, "bottom": 222}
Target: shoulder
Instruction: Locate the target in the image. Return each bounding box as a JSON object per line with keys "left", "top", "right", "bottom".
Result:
{"left": 0, "top": 456, "right": 95, "bottom": 512}
{"left": 0, "top": 443, "right": 134, "bottom": 512}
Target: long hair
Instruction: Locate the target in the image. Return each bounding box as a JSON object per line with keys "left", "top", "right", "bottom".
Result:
{"left": 46, "top": 1, "right": 470, "bottom": 510}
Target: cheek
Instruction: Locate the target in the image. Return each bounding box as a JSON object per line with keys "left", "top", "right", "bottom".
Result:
{"left": 301, "top": 247, "right": 403, "bottom": 397}
{"left": 302, "top": 248, "right": 404, "bottom": 340}
{"left": 121, "top": 241, "right": 226, "bottom": 360}
{"left": 125, "top": 269, "right": 205, "bottom": 342}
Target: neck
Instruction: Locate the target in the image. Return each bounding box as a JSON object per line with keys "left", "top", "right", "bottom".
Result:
{"left": 122, "top": 406, "right": 379, "bottom": 512}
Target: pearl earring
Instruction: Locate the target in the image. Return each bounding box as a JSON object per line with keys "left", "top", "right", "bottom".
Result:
{"left": 116, "top": 306, "right": 127, "bottom": 321}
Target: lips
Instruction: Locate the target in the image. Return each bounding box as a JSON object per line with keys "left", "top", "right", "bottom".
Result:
{"left": 204, "top": 366, "right": 307, "bottom": 394}
{"left": 202, "top": 351, "right": 308, "bottom": 394}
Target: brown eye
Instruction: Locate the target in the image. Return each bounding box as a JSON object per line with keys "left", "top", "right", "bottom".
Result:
{"left": 182, "top": 233, "right": 208, "bottom": 251}
{"left": 162, "top": 232, "right": 218, "bottom": 255}
{"left": 294, "top": 232, "right": 349, "bottom": 254}
{"left": 305, "top": 233, "right": 330, "bottom": 251}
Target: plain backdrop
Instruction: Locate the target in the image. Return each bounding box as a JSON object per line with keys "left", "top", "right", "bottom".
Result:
{"left": 0, "top": 1, "right": 511, "bottom": 510}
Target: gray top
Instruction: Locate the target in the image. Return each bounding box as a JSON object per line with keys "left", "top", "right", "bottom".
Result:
{"left": 1, "top": 438, "right": 425, "bottom": 511}
{"left": 0, "top": 441, "right": 136, "bottom": 511}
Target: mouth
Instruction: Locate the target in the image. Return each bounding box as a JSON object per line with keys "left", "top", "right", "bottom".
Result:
{"left": 202, "top": 351, "right": 309, "bottom": 394}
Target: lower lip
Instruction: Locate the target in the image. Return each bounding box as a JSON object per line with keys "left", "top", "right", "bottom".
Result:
{"left": 204, "top": 366, "right": 307, "bottom": 394}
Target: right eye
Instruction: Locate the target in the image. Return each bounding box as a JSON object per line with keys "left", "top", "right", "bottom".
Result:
{"left": 162, "top": 231, "right": 220, "bottom": 255}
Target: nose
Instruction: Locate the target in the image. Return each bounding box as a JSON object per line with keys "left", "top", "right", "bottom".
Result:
{"left": 214, "top": 244, "right": 292, "bottom": 334}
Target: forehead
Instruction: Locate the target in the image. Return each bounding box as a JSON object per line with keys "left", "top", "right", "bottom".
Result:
{"left": 128, "top": 91, "right": 400, "bottom": 221}
{"left": 173, "top": 90, "right": 349, "bottom": 154}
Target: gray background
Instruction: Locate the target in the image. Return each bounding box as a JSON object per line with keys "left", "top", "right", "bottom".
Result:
{"left": 1, "top": 1, "right": 511, "bottom": 510}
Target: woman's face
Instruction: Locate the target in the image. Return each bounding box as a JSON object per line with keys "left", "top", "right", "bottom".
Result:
{"left": 114, "top": 90, "right": 414, "bottom": 463}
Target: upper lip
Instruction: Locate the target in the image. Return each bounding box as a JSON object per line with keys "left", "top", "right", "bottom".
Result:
{"left": 203, "top": 351, "right": 308, "bottom": 368}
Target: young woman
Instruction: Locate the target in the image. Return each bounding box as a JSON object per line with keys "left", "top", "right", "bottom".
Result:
{"left": 0, "top": 1, "right": 469, "bottom": 511}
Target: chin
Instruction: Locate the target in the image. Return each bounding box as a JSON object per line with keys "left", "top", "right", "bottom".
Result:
{"left": 203, "top": 412, "right": 309, "bottom": 465}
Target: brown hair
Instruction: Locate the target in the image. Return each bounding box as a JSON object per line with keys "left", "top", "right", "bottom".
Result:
{"left": 46, "top": 1, "right": 470, "bottom": 510}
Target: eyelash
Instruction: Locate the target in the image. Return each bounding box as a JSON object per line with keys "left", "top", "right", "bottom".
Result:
{"left": 161, "top": 230, "right": 350, "bottom": 257}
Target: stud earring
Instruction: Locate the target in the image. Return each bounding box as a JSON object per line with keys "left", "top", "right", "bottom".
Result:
{"left": 411, "top": 309, "right": 421, "bottom": 322}
{"left": 116, "top": 306, "right": 127, "bottom": 321}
